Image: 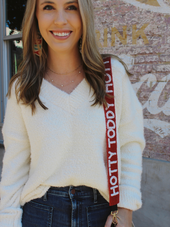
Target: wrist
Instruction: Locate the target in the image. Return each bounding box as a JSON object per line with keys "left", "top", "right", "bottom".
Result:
{"left": 118, "top": 207, "right": 133, "bottom": 213}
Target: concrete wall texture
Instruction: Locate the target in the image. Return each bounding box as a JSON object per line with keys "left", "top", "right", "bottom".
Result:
{"left": 133, "top": 158, "right": 170, "bottom": 227}
{"left": 92, "top": 0, "right": 170, "bottom": 161}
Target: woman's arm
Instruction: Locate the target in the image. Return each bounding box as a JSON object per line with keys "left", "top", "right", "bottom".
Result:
{"left": 117, "top": 63, "right": 145, "bottom": 211}
{"left": 0, "top": 82, "right": 30, "bottom": 227}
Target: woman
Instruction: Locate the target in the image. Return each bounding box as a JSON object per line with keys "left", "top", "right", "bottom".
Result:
{"left": 0, "top": 0, "right": 145, "bottom": 226}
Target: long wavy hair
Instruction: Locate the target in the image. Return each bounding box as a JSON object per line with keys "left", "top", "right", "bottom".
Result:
{"left": 7, "top": 0, "right": 131, "bottom": 114}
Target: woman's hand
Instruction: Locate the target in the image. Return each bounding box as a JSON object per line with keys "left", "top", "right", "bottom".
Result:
{"left": 104, "top": 207, "right": 133, "bottom": 227}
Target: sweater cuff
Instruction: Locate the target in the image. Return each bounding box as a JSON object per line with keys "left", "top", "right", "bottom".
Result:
{"left": 118, "top": 185, "right": 142, "bottom": 211}
{"left": 0, "top": 209, "right": 22, "bottom": 227}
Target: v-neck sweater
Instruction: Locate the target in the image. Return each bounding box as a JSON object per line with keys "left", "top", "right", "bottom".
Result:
{"left": 0, "top": 58, "right": 145, "bottom": 227}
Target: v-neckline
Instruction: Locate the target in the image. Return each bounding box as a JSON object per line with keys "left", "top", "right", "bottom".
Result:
{"left": 42, "top": 77, "right": 86, "bottom": 96}
{"left": 40, "top": 77, "right": 92, "bottom": 114}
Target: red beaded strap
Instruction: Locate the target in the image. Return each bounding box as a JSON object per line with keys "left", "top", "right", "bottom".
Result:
{"left": 103, "top": 57, "right": 119, "bottom": 206}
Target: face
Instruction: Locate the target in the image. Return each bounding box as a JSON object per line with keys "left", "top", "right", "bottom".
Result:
{"left": 36, "top": 0, "right": 82, "bottom": 54}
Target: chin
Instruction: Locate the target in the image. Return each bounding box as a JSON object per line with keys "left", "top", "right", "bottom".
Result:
{"left": 50, "top": 44, "right": 79, "bottom": 54}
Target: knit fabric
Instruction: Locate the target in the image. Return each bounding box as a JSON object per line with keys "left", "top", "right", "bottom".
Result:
{"left": 0, "top": 58, "right": 145, "bottom": 227}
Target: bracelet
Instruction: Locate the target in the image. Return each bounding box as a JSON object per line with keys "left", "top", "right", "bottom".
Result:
{"left": 111, "top": 210, "right": 120, "bottom": 226}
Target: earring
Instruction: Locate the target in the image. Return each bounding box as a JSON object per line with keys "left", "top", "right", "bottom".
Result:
{"left": 34, "top": 33, "right": 43, "bottom": 57}
{"left": 79, "top": 36, "right": 82, "bottom": 54}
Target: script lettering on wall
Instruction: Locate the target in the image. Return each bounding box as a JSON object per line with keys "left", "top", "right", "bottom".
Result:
{"left": 136, "top": 0, "right": 160, "bottom": 6}
{"left": 120, "top": 0, "right": 170, "bottom": 13}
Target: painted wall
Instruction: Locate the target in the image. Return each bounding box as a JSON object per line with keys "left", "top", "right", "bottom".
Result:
{"left": 93, "top": 0, "right": 170, "bottom": 161}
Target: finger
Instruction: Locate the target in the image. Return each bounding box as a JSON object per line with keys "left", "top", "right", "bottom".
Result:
{"left": 104, "top": 214, "right": 113, "bottom": 227}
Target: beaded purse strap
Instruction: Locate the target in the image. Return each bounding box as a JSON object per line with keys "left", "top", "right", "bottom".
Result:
{"left": 103, "top": 57, "right": 119, "bottom": 206}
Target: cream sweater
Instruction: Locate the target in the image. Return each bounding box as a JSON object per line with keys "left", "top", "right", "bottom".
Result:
{"left": 0, "top": 58, "right": 145, "bottom": 227}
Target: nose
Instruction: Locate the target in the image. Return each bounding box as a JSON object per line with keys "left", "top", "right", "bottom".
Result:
{"left": 54, "top": 10, "right": 67, "bottom": 25}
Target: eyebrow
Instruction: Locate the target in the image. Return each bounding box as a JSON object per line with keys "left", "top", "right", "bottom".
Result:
{"left": 41, "top": 0, "right": 78, "bottom": 5}
{"left": 41, "top": 1, "right": 54, "bottom": 5}
{"left": 66, "top": 1, "right": 78, "bottom": 3}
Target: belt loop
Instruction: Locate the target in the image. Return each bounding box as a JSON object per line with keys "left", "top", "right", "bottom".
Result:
{"left": 42, "top": 191, "right": 48, "bottom": 201}
{"left": 93, "top": 188, "right": 98, "bottom": 204}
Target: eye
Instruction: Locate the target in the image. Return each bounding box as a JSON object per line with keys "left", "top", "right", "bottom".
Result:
{"left": 67, "top": 5, "right": 78, "bottom": 10}
{"left": 43, "top": 5, "right": 54, "bottom": 10}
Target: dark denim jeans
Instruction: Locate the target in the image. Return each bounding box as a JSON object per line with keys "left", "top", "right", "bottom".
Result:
{"left": 22, "top": 185, "right": 117, "bottom": 227}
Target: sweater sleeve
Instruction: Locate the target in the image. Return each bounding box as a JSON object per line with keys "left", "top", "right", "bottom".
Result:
{"left": 113, "top": 61, "right": 145, "bottom": 211}
{"left": 0, "top": 82, "right": 30, "bottom": 227}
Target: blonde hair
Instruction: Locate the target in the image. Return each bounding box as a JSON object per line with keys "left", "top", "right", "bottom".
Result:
{"left": 7, "top": 0, "right": 130, "bottom": 114}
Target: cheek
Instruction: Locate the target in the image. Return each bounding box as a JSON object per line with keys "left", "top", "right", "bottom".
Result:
{"left": 72, "top": 15, "right": 82, "bottom": 34}
{"left": 37, "top": 14, "right": 53, "bottom": 34}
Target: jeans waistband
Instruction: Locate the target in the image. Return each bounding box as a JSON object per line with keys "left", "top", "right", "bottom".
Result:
{"left": 43, "top": 185, "right": 99, "bottom": 204}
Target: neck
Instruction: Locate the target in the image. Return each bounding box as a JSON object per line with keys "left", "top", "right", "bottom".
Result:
{"left": 47, "top": 47, "right": 82, "bottom": 75}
